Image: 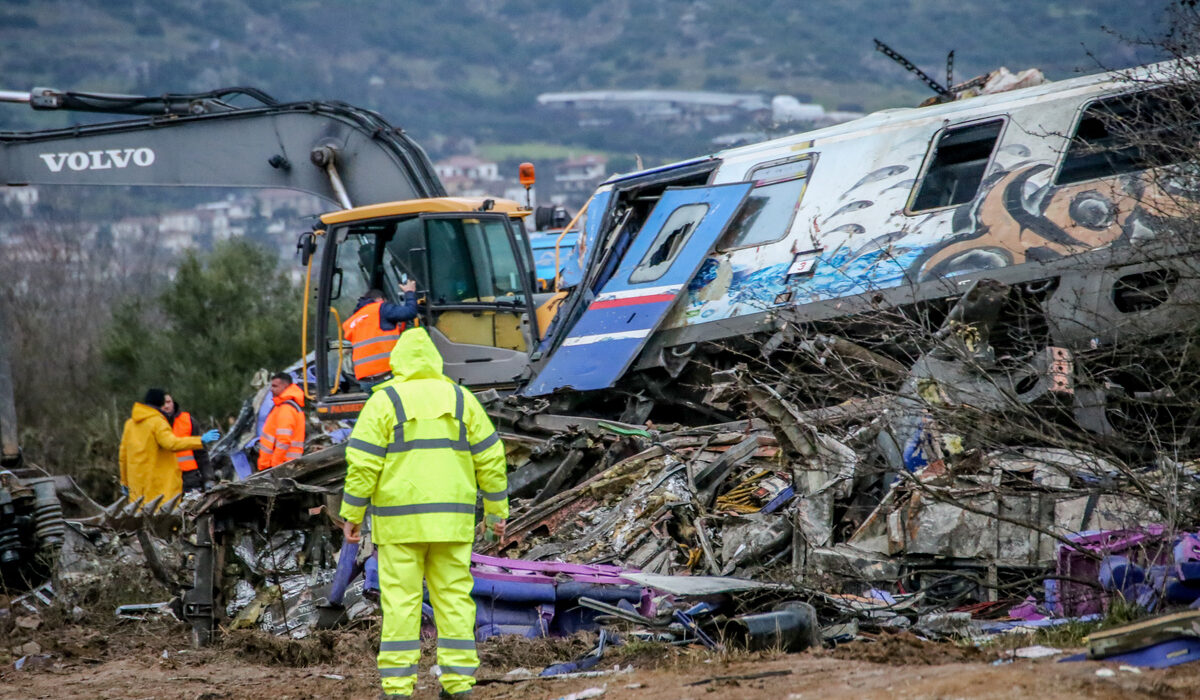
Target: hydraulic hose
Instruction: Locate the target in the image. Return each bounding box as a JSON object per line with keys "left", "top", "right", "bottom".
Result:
{"left": 330, "top": 305, "right": 344, "bottom": 395}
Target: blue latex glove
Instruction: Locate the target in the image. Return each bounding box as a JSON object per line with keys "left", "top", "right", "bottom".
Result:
{"left": 201, "top": 429, "right": 221, "bottom": 445}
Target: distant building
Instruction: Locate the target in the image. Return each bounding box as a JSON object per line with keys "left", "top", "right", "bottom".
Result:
{"left": 434, "top": 155, "right": 500, "bottom": 183}
{"left": 554, "top": 155, "right": 608, "bottom": 198}
{"left": 434, "top": 156, "right": 504, "bottom": 197}
{"left": 770, "top": 95, "right": 864, "bottom": 125}
{"left": 1, "top": 186, "right": 38, "bottom": 217}
{"left": 538, "top": 90, "right": 770, "bottom": 131}
{"left": 253, "top": 188, "right": 325, "bottom": 218}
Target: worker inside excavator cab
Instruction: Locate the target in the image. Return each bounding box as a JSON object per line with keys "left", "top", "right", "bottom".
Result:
{"left": 325, "top": 223, "right": 416, "bottom": 394}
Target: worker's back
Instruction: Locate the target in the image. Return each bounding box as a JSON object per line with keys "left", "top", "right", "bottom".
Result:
{"left": 345, "top": 328, "right": 502, "bottom": 543}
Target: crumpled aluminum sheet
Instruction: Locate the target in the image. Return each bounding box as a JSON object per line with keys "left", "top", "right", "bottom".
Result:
{"left": 258, "top": 568, "right": 338, "bottom": 639}
{"left": 232, "top": 530, "right": 307, "bottom": 577}
{"left": 720, "top": 513, "right": 793, "bottom": 574}
{"left": 226, "top": 579, "right": 258, "bottom": 618}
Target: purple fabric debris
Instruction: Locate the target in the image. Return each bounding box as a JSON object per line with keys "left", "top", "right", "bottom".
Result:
{"left": 327, "top": 427, "right": 352, "bottom": 444}
{"left": 1175, "top": 534, "right": 1200, "bottom": 563}
{"left": 230, "top": 450, "right": 254, "bottom": 480}
{"left": 1051, "top": 527, "right": 1200, "bottom": 617}
{"left": 328, "top": 541, "right": 359, "bottom": 606}
{"left": 866, "top": 589, "right": 897, "bottom": 605}
{"left": 979, "top": 614, "right": 1101, "bottom": 634}
{"left": 1008, "top": 596, "right": 1047, "bottom": 622}
{"left": 363, "top": 553, "right": 379, "bottom": 600}
{"left": 471, "top": 576, "right": 556, "bottom": 604}
{"left": 467, "top": 554, "right": 652, "bottom": 640}
{"left": 1099, "top": 556, "right": 1146, "bottom": 591}
{"left": 1051, "top": 526, "right": 1171, "bottom": 617}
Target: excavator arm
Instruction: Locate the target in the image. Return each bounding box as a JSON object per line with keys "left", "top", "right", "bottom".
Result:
{"left": 0, "top": 86, "right": 445, "bottom": 208}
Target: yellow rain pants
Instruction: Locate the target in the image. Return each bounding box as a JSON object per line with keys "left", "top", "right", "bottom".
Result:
{"left": 377, "top": 541, "right": 478, "bottom": 696}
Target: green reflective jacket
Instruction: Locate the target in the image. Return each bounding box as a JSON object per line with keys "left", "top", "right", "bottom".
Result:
{"left": 339, "top": 328, "right": 508, "bottom": 543}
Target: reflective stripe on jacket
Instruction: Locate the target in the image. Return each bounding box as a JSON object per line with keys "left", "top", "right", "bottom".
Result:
{"left": 342, "top": 301, "right": 405, "bottom": 380}
{"left": 339, "top": 328, "right": 508, "bottom": 544}
{"left": 258, "top": 384, "right": 306, "bottom": 470}
{"left": 172, "top": 411, "right": 199, "bottom": 472}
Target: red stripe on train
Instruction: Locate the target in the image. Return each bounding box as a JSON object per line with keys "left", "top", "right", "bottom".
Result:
{"left": 589, "top": 293, "right": 677, "bottom": 310}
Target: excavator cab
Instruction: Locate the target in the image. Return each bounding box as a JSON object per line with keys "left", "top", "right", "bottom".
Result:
{"left": 310, "top": 198, "right": 541, "bottom": 417}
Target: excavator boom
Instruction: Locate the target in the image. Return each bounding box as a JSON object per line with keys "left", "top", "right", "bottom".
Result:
{"left": 0, "top": 87, "right": 444, "bottom": 207}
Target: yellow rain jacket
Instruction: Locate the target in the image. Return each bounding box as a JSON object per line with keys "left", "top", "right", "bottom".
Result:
{"left": 340, "top": 328, "right": 508, "bottom": 542}
{"left": 119, "top": 402, "right": 204, "bottom": 505}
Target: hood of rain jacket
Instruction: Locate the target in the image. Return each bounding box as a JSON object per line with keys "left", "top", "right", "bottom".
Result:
{"left": 272, "top": 382, "right": 306, "bottom": 407}
{"left": 389, "top": 328, "right": 448, "bottom": 383}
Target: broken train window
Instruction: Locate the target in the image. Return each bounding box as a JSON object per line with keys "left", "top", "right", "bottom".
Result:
{"left": 719, "top": 156, "right": 813, "bottom": 250}
{"left": 629, "top": 203, "right": 709, "bottom": 283}
{"left": 1056, "top": 87, "right": 1200, "bottom": 186}
{"left": 910, "top": 118, "right": 1005, "bottom": 212}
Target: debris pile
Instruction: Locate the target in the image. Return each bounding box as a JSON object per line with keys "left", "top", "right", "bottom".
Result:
{"left": 9, "top": 277, "right": 1200, "bottom": 671}
{"left": 472, "top": 356, "right": 1200, "bottom": 653}
{"left": 85, "top": 327, "right": 1200, "bottom": 662}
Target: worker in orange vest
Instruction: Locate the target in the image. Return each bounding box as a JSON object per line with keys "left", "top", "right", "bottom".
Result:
{"left": 341, "top": 280, "right": 419, "bottom": 388}
{"left": 163, "top": 393, "right": 212, "bottom": 493}
{"left": 258, "top": 373, "right": 306, "bottom": 471}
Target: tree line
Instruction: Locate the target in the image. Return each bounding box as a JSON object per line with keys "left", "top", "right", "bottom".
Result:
{"left": 0, "top": 210, "right": 301, "bottom": 500}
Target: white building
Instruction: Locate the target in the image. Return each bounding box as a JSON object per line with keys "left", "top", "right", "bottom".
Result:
{"left": 1, "top": 186, "right": 39, "bottom": 217}
{"left": 434, "top": 155, "right": 501, "bottom": 183}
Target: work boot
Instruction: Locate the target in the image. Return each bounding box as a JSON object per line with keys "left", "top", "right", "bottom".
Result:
{"left": 438, "top": 689, "right": 472, "bottom": 698}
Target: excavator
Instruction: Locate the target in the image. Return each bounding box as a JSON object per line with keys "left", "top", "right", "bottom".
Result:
{"left": 0, "top": 86, "right": 556, "bottom": 636}
{"left": 0, "top": 86, "right": 561, "bottom": 413}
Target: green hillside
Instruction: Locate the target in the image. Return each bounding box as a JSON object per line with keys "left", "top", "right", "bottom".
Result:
{"left": 0, "top": 0, "right": 1173, "bottom": 160}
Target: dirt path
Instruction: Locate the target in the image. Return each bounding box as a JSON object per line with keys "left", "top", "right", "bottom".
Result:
{"left": 4, "top": 624, "right": 1199, "bottom": 700}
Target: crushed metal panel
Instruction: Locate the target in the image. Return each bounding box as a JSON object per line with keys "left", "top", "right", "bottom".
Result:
{"left": 1054, "top": 494, "right": 1163, "bottom": 535}
{"left": 801, "top": 544, "right": 901, "bottom": 582}
{"left": 525, "top": 182, "right": 752, "bottom": 395}
{"left": 621, "top": 572, "right": 785, "bottom": 596}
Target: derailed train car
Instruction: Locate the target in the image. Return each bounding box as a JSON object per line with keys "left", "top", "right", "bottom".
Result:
{"left": 527, "top": 59, "right": 1200, "bottom": 447}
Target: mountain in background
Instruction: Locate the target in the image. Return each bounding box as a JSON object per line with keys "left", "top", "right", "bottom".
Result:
{"left": 0, "top": 0, "right": 1171, "bottom": 164}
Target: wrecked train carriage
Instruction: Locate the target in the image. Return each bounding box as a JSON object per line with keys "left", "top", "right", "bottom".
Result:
{"left": 525, "top": 60, "right": 1200, "bottom": 444}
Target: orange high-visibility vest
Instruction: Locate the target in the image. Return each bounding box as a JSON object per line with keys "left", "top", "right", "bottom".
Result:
{"left": 172, "top": 411, "right": 199, "bottom": 472}
{"left": 258, "top": 383, "right": 306, "bottom": 471}
{"left": 342, "top": 301, "right": 406, "bottom": 380}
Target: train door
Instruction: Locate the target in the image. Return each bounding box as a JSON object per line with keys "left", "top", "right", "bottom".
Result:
{"left": 525, "top": 182, "right": 751, "bottom": 395}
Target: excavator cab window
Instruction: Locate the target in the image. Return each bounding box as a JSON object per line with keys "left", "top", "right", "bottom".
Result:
{"left": 420, "top": 213, "right": 535, "bottom": 360}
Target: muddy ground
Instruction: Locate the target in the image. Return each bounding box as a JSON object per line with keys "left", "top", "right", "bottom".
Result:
{"left": 3, "top": 619, "right": 1200, "bottom": 700}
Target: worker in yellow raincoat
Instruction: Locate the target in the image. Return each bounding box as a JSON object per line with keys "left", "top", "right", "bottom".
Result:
{"left": 119, "top": 388, "right": 220, "bottom": 506}
{"left": 340, "top": 329, "right": 507, "bottom": 698}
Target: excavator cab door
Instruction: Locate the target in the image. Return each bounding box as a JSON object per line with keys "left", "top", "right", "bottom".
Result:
{"left": 416, "top": 212, "right": 538, "bottom": 387}
{"left": 312, "top": 211, "right": 537, "bottom": 417}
